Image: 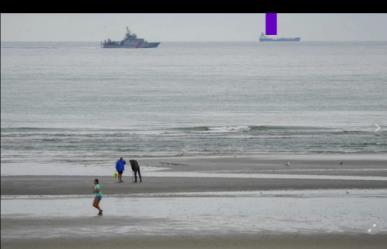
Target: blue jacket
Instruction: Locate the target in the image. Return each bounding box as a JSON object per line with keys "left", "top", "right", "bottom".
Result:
{"left": 116, "top": 159, "right": 126, "bottom": 172}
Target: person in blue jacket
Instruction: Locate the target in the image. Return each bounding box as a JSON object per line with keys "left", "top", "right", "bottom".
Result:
{"left": 115, "top": 157, "right": 126, "bottom": 183}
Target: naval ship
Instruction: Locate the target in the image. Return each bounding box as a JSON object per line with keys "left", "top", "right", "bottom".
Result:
{"left": 259, "top": 33, "right": 301, "bottom": 42}
{"left": 102, "top": 27, "right": 160, "bottom": 48}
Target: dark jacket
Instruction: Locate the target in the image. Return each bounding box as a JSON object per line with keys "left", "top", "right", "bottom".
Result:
{"left": 129, "top": 159, "right": 140, "bottom": 171}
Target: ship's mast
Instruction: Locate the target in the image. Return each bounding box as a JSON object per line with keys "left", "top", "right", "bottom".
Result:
{"left": 124, "top": 26, "right": 131, "bottom": 40}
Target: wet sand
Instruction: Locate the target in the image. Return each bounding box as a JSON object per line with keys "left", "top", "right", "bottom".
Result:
{"left": 2, "top": 175, "right": 387, "bottom": 195}
{"left": 2, "top": 155, "right": 387, "bottom": 249}
{"left": 3, "top": 155, "right": 387, "bottom": 195}
{"left": 3, "top": 234, "right": 387, "bottom": 249}
{"left": 3, "top": 190, "right": 387, "bottom": 236}
{"left": 145, "top": 155, "right": 387, "bottom": 176}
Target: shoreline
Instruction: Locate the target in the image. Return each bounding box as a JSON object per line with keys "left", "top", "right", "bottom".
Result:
{"left": 3, "top": 154, "right": 387, "bottom": 177}
{"left": 3, "top": 155, "right": 387, "bottom": 195}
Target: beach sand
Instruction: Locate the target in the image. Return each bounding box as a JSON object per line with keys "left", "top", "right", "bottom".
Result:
{"left": 2, "top": 175, "right": 387, "bottom": 195}
{"left": 2, "top": 155, "right": 387, "bottom": 249}
{"left": 2, "top": 234, "right": 387, "bottom": 249}
{"left": 145, "top": 155, "right": 387, "bottom": 176}
{"left": 3, "top": 155, "right": 387, "bottom": 195}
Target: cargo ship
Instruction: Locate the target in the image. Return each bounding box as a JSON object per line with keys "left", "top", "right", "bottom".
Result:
{"left": 259, "top": 33, "right": 301, "bottom": 42}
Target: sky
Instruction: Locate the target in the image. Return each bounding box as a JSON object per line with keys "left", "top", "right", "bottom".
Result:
{"left": 1, "top": 14, "right": 387, "bottom": 42}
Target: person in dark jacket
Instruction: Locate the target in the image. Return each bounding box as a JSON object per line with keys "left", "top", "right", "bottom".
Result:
{"left": 115, "top": 157, "right": 126, "bottom": 183}
{"left": 129, "top": 159, "right": 142, "bottom": 183}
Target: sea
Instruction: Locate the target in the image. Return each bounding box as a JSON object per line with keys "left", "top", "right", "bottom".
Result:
{"left": 1, "top": 41, "right": 387, "bottom": 174}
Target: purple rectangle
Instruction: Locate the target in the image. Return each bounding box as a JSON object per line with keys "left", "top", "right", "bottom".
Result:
{"left": 266, "top": 13, "right": 277, "bottom": 35}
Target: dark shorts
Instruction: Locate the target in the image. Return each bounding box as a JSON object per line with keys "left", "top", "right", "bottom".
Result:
{"left": 117, "top": 170, "right": 123, "bottom": 174}
{"left": 95, "top": 195, "right": 102, "bottom": 201}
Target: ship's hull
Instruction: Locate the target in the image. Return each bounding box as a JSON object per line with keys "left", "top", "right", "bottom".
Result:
{"left": 102, "top": 42, "right": 160, "bottom": 48}
{"left": 260, "top": 38, "right": 301, "bottom": 42}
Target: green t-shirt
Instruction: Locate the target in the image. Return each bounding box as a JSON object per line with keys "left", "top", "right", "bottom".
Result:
{"left": 95, "top": 184, "right": 103, "bottom": 198}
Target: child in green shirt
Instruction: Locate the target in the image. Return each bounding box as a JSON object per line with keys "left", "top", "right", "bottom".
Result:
{"left": 93, "top": 178, "right": 103, "bottom": 216}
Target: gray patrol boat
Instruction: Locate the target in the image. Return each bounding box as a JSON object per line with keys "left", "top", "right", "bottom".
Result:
{"left": 102, "top": 27, "right": 160, "bottom": 48}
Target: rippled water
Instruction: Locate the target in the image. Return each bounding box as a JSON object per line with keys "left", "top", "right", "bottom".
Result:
{"left": 1, "top": 42, "right": 387, "bottom": 172}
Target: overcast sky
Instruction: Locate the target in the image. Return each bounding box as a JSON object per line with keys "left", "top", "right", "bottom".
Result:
{"left": 2, "top": 14, "right": 387, "bottom": 42}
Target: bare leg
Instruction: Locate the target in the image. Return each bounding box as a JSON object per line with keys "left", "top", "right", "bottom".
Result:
{"left": 118, "top": 173, "right": 123, "bottom": 183}
{"left": 93, "top": 198, "right": 103, "bottom": 215}
{"left": 93, "top": 198, "right": 101, "bottom": 211}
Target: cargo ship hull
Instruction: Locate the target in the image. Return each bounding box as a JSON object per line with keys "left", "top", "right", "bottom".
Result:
{"left": 260, "top": 38, "right": 301, "bottom": 42}
{"left": 259, "top": 33, "right": 301, "bottom": 42}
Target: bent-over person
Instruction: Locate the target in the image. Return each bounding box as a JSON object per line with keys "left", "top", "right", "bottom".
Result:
{"left": 130, "top": 159, "right": 142, "bottom": 183}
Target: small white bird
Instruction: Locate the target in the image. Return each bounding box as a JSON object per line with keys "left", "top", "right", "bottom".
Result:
{"left": 367, "top": 224, "right": 377, "bottom": 233}
{"left": 285, "top": 161, "right": 290, "bottom": 167}
{"left": 374, "top": 123, "right": 381, "bottom": 132}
